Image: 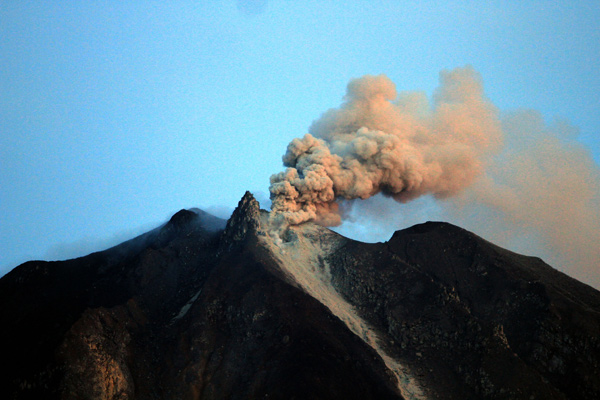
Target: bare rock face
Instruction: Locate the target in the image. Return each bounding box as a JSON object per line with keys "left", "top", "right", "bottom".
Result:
{"left": 326, "top": 222, "right": 600, "bottom": 399}
{"left": 58, "top": 307, "right": 134, "bottom": 400}
{"left": 1, "top": 193, "right": 599, "bottom": 399}
{"left": 220, "top": 191, "right": 262, "bottom": 247}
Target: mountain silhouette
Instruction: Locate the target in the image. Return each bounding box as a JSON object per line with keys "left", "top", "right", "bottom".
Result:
{"left": 1, "top": 192, "right": 599, "bottom": 399}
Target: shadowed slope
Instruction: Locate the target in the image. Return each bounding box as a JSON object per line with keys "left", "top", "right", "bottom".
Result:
{"left": 1, "top": 194, "right": 599, "bottom": 399}
{"left": 325, "top": 221, "right": 600, "bottom": 399}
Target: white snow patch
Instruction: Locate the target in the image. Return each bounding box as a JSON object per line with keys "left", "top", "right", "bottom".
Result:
{"left": 260, "top": 220, "right": 427, "bottom": 400}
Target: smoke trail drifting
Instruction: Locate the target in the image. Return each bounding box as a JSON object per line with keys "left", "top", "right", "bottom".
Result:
{"left": 269, "top": 66, "right": 502, "bottom": 228}
{"left": 268, "top": 66, "right": 600, "bottom": 288}
{"left": 448, "top": 111, "right": 600, "bottom": 288}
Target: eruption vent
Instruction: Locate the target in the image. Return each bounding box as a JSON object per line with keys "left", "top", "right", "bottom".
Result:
{"left": 269, "top": 66, "right": 501, "bottom": 228}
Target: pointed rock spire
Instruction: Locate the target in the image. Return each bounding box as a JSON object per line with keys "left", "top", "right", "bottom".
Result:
{"left": 221, "top": 191, "right": 263, "bottom": 248}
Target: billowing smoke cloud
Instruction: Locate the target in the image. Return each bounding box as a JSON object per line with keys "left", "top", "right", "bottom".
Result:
{"left": 269, "top": 66, "right": 502, "bottom": 228}
{"left": 268, "top": 66, "right": 600, "bottom": 288}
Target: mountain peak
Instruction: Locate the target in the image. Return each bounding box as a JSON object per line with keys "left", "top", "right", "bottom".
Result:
{"left": 239, "top": 190, "right": 259, "bottom": 209}
{"left": 167, "top": 208, "right": 198, "bottom": 227}
{"left": 2, "top": 196, "right": 600, "bottom": 399}
{"left": 221, "top": 191, "right": 262, "bottom": 247}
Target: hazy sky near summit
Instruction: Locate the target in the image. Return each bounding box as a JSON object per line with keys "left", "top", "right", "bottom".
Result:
{"left": 1, "top": 1, "right": 599, "bottom": 285}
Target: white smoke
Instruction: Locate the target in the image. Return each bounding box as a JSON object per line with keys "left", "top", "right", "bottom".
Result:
{"left": 268, "top": 66, "right": 600, "bottom": 288}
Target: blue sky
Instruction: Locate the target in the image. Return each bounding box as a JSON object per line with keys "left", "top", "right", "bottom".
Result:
{"left": 1, "top": 1, "right": 599, "bottom": 284}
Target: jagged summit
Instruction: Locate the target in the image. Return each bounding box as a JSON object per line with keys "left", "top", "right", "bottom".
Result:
{"left": 1, "top": 194, "right": 599, "bottom": 399}
{"left": 220, "top": 191, "right": 263, "bottom": 250}
{"left": 225, "top": 191, "right": 262, "bottom": 234}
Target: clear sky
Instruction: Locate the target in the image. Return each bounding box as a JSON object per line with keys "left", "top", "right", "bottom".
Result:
{"left": 1, "top": 1, "right": 599, "bottom": 285}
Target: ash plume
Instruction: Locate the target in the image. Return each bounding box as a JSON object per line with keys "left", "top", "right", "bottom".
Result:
{"left": 269, "top": 66, "right": 502, "bottom": 228}
{"left": 269, "top": 66, "right": 600, "bottom": 288}
{"left": 448, "top": 110, "right": 600, "bottom": 288}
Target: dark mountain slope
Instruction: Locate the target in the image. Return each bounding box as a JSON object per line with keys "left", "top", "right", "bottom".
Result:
{"left": 0, "top": 195, "right": 400, "bottom": 399}
{"left": 1, "top": 192, "right": 599, "bottom": 399}
{"left": 326, "top": 221, "right": 600, "bottom": 399}
{"left": 0, "top": 208, "right": 226, "bottom": 399}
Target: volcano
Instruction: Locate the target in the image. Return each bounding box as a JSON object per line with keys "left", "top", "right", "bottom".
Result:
{"left": 1, "top": 192, "right": 599, "bottom": 399}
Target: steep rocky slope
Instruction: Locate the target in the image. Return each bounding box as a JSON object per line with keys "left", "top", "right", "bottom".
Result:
{"left": 1, "top": 192, "right": 599, "bottom": 399}
{"left": 326, "top": 222, "right": 600, "bottom": 399}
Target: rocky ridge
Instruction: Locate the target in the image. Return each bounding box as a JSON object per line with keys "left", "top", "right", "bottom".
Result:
{"left": 0, "top": 192, "right": 599, "bottom": 399}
